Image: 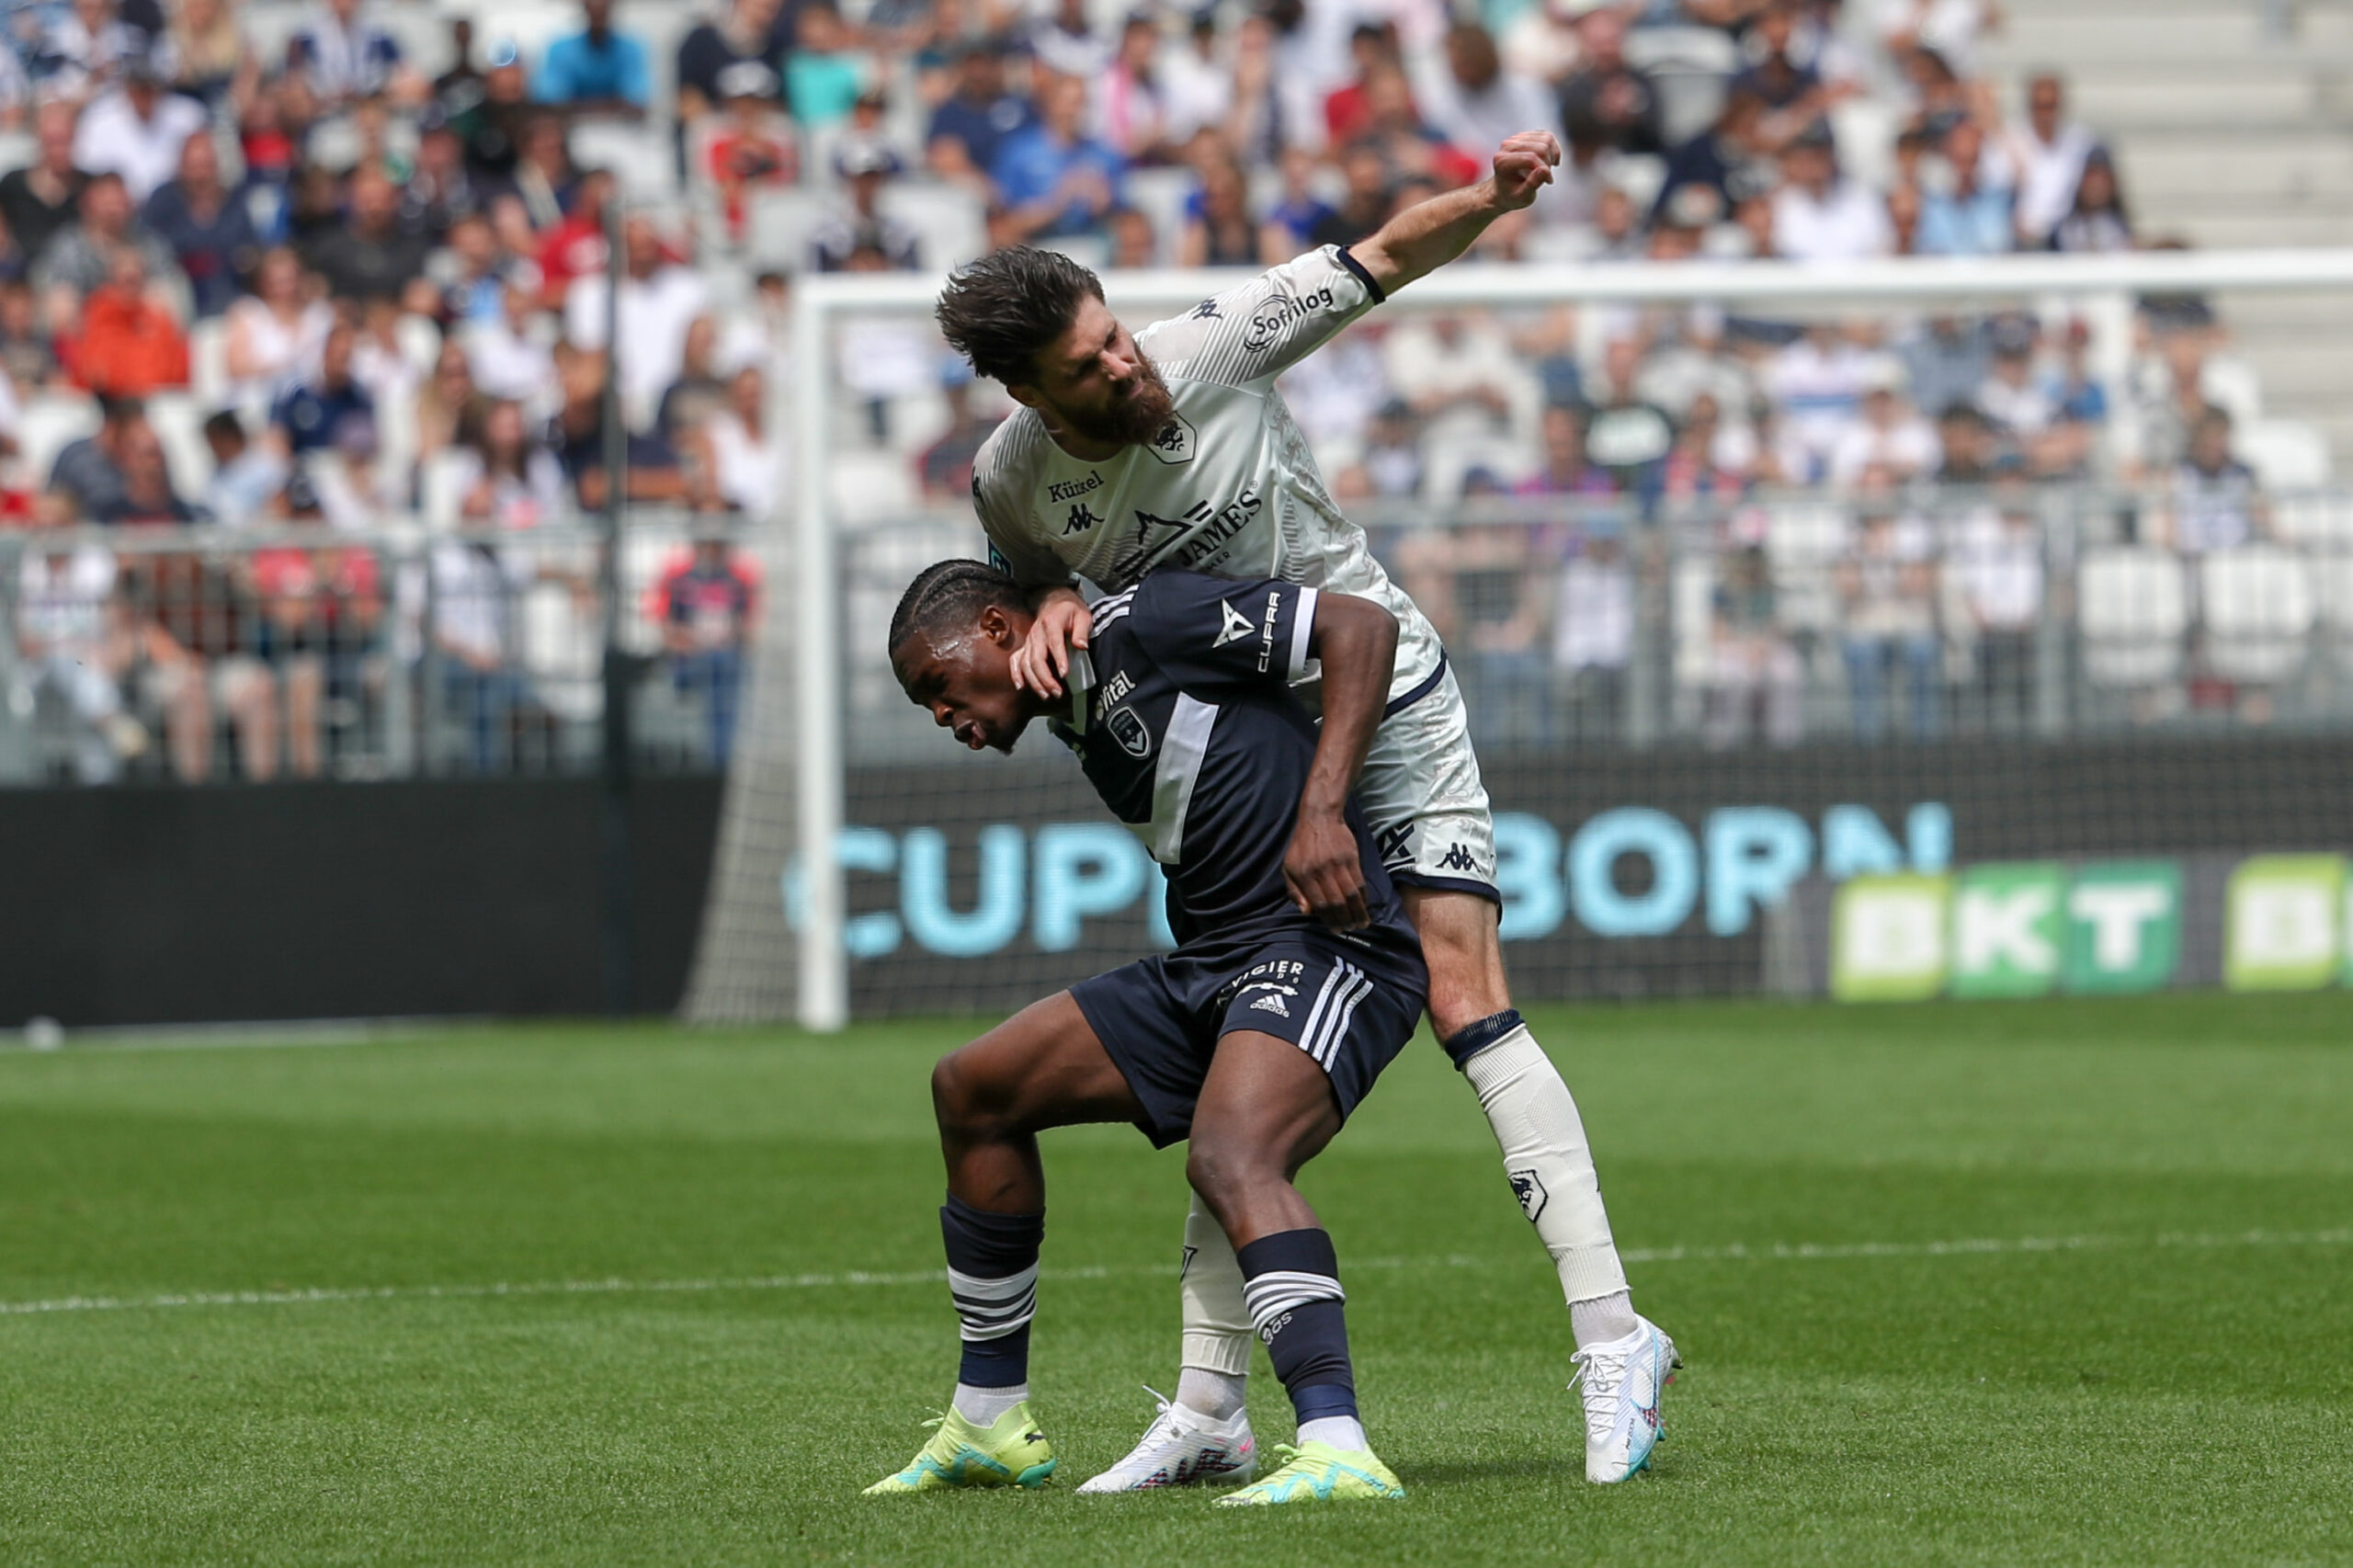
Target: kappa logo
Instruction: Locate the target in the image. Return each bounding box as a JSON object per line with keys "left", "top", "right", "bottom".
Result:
{"left": 1063, "top": 502, "right": 1102, "bottom": 535}
{"left": 1438, "top": 842, "right": 1485, "bottom": 875}
{"left": 1179, "top": 1244, "right": 1199, "bottom": 1279}
{"left": 1250, "top": 992, "right": 1291, "bottom": 1018}
{"left": 1190, "top": 298, "right": 1222, "bottom": 320}
{"left": 1508, "top": 1167, "right": 1550, "bottom": 1223}
{"left": 1213, "top": 598, "right": 1256, "bottom": 649}
{"left": 1143, "top": 413, "right": 1197, "bottom": 465}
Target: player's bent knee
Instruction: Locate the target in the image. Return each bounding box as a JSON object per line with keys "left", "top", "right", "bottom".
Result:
{"left": 930, "top": 1048, "right": 1014, "bottom": 1140}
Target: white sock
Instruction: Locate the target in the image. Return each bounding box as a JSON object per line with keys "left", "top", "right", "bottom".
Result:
{"left": 1297, "top": 1415, "right": 1369, "bottom": 1452}
{"left": 1461, "top": 1028, "right": 1632, "bottom": 1314}
{"left": 1177, "top": 1192, "right": 1254, "bottom": 1377}
{"left": 1175, "top": 1366, "right": 1247, "bottom": 1423}
{"left": 1570, "top": 1290, "right": 1640, "bottom": 1349}
{"left": 952, "top": 1382, "right": 1027, "bottom": 1426}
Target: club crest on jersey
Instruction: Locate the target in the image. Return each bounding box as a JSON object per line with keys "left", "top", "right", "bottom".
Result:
{"left": 1243, "top": 286, "right": 1337, "bottom": 353}
{"left": 1143, "top": 413, "right": 1198, "bottom": 465}
{"left": 1105, "top": 704, "right": 1152, "bottom": 758}
{"left": 1212, "top": 598, "right": 1256, "bottom": 649}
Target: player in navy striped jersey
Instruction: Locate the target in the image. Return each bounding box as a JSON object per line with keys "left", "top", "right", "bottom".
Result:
{"left": 935, "top": 131, "right": 1678, "bottom": 1487}
{"left": 868, "top": 561, "right": 1426, "bottom": 1504}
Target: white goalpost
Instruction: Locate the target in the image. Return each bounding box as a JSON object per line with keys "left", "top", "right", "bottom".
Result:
{"left": 685, "top": 246, "right": 2353, "bottom": 1032}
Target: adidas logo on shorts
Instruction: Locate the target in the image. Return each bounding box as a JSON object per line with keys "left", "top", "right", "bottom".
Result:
{"left": 1250, "top": 992, "right": 1290, "bottom": 1017}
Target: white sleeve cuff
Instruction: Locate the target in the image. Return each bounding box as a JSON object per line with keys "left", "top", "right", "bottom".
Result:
{"left": 1288, "top": 587, "right": 1319, "bottom": 680}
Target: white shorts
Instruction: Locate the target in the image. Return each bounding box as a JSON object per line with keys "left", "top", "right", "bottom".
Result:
{"left": 1357, "top": 655, "right": 1499, "bottom": 903}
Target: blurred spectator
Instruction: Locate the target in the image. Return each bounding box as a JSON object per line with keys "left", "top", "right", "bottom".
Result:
{"left": 237, "top": 79, "right": 301, "bottom": 190}
{"left": 0, "top": 280, "right": 60, "bottom": 390}
{"left": 1412, "top": 22, "right": 1554, "bottom": 165}
{"left": 64, "top": 246, "right": 188, "bottom": 396}
{"left": 1, "top": 100, "right": 87, "bottom": 269}
{"left": 1837, "top": 506, "right": 1941, "bottom": 741}
{"left": 551, "top": 342, "right": 688, "bottom": 507}
{"left": 1915, "top": 117, "right": 2014, "bottom": 256}
{"left": 1403, "top": 495, "right": 1554, "bottom": 746}
{"left": 51, "top": 393, "right": 147, "bottom": 516}
{"left": 1160, "top": 13, "right": 1233, "bottom": 147}
{"left": 1336, "top": 395, "right": 1424, "bottom": 501}
{"left": 654, "top": 316, "right": 729, "bottom": 444}
{"left": 287, "top": 0, "right": 422, "bottom": 115}
{"left": 224, "top": 246, "right": 331, "bottom": 403}
{"left": 1829, "top": 360, "right": 1939, "bottom": 490}
{"left": 1708, "top": 540, "right": 1802, "bottom": 749}
{"left": 505, "top": 114, "right": 577, "bottom": 232}
{"left": 2006, "top": 71, "right": 2095, "bottom": 247}
{"left": 1731, "top": 0, "right": 1842, "bottom": 141}
{"left": 199, "top": 411, "right": 291, "bottom": 528}
{"left": 707, "top": 63, "right": 799, "bottom": 244}
{"left": 676, "top": 0, "right": 786, "bottom": 131}
{"left": 143, "top": 130, "right": 262, "bottom": 318}
{"left": 1178, "top": 155, "right": 1258, "bottom": 267}
{"left": 1553, "top": 520, "right": 1632, "bottom": 743}
{"left": 15, "top": 494, "right": 140, "bottom": 783}
{"left": 1029, "top": 0, "right": 1110, "bottom": 80}
{"left": 2165, "top": 406, "right": 2262, "bottom": 556}
{"left": 1654, "top": 91, "right": 1771, "bottom": 233}
{"left": 1949, "top": 505, "right": 2041, "bottom": 729}
{"left": 813, "top": 141, "right": 919, "bottom": 270}
{"left": 439, "top": 212, "right": 522, "bottom": 326}
{"left": 1900, "top": 316, "right": 1988, "bottom": 422}
{"left": 991, "top": 71, "right": 1121, "bottom": 246}
{"left": 36, "top": 171, "right": 185, "bottom": 311}
{"left": 785, "top": 2, "right": 870, "bottom": 129}
{"left": 428, "top": 535, "right": 530, "bottom": 774}
{"left": 73, "top": 57, "right": 207, "bottom": 204}
{"left": 1557, "top": 5, "right": 1665, "bottom": 156}
{"left": 2050, "top": 148, "right": 2131, "bottom": 255}
{"left": 415, "top": 337, "right": 485, "bottom": 470}
{"left": 454, "top": 38, "right": 532, "bottom": 182}
{"left": 1933, "top": 402, "right": 2005, "bottom": 484}
{"left": 1662, "top": 392, "right": 1755, "bottom": 496}
{"left": 38, "top": 0, "right": 153, "bottom": 96}
{"left": 1584, "top": 337, "right": 1677, "bottom": 495}
{"left": 1518, "top": 404, "right": 1618, "bottom": 500}
{"left": 1885, "top": 178, "right": 1923, "bottom": 256}
{"left": 564, "top": 215, "right": 710, "bottom": 430}
{"left": 1769, "top": 120, "right": 1890, "bottom": 262}
{"left": 1384, "top": 312, "right": 1535, "bottom": 471}
{"left": 655, "top": 537, "right": 760, "bottom": 766}
{"left": 454, "top": 397, "right": 566, "bottom": 529}
{"left": 1880, "top": 0, "right": 2004, "bottom": 81}
{"left": 247, "top": 479, "right": 383, "bottom": 778}
{"left": 928, "top": 40, "right": 1034, "bottom": 191}
{"left": 1094, "top": 13, "right": 1170, "bottom": 164}
{"left": 169, "top": 0, "right": 256, "bottom": 109}
{"left": 465, "top": 282, "right": 556, "bottom": 411}
{"left": 96, "top": 416, "right": 194, "bottom": 523}
{"left": 1106, "top": 203, "right": 1158, "bottom": 267}
{"left": 1974, "top": 314, "right": 2092, "bottom": 476}
{"left": 1260, "top": 145, "right": 1335, "bottom": 260}
{"left": 404, "top": 110, "right": 488, "bottom": 237}
{"left": 1321, "top": 22, "right": 1398, "bottom": 147}
{"left": 1309, "top": 142, "right": 1396, "bottom": 250}
{"left": 534, "top": 167, "right": 613, "bottom": 306}
{"left": 304, "top": 168, "right": 429, "bottom": 302}
{"left": 273, "top": 321, "right": 375, "bottom": 456}
{"left": 700, "top": 364, "right": 779, "bottom": 516}
{"left": 917, "top": 366, "right": 992, "bottom": 498}
{"left": 533, "top": 0, "right": 651, "bottom": 119}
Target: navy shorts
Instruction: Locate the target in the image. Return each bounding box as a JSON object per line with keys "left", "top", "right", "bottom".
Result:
{"left": 1070, "top": 917, "right": 1428, "bottom": 1150}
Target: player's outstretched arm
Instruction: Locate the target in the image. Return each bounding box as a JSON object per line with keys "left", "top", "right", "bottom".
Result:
{"left": 1285, "top": 593, "right": 1398, "bottom": 930}
{"left": 1347, "top": 131, "right": 1561, "bottom": 298}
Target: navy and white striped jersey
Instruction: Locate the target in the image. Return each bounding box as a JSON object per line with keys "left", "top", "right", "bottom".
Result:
{"left": 1051, "top": 569, "right": 1404, "bottom": 944}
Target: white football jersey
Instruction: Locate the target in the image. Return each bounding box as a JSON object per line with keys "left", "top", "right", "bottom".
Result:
{"left": 972, "top": 245, "right": 1444, "bottom": 704}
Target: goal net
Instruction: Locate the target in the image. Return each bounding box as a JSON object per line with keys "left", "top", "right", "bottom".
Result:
{"left": 683, "top": 251, "right": 2353, "bottom": 1028}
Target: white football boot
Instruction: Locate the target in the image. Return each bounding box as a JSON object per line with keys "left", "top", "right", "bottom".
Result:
{"left": 1570, "top": 1316, "right": 1680, "bottom": 1483}
{"left": 1074, "top": 1387, "right": 1257, "bottom": 1493}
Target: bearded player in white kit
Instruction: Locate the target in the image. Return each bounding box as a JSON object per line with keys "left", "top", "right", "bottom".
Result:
{"left": 934, "top": 130, "right": 1678, "bottom": 1489}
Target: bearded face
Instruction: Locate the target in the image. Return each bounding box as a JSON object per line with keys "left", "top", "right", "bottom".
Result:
{"left": 1051, "top": 347, "right": 1176, "bottom": 448}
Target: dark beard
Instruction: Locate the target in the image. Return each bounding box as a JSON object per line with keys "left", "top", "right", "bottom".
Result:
{"left": 1057, "top": 353, "right": 1176, "bottom": 447}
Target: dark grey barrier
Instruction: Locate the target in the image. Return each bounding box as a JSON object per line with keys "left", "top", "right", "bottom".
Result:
{"left": 814, "top": 735, "right": 2353, "bottom": 1016}
{"left": 0, "top": 778, "right": 722, "bottom": 1027}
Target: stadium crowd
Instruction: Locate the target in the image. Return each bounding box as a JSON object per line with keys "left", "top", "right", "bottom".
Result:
{"left": 0, "top": 0, "right": 2334, "bottom": 784}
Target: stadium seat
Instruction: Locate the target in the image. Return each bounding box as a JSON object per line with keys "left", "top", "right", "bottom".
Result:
{"left": 1119, "top": 166, "right": 1195, "bottom": 268}
{"left": 745, "top": 189, "right": 833, "bottom": 274}
{"left": 15, "top": 393, "right": 99, "bottom": 493}
{"left": 2200, "top": 544, "right": 2314, "bottom": 684}
{"left": 0, "top": 131, "right": 34, "bottom": 177}
{"left": 142, "top": 392, "right": 213, "bottom": 501}
{"left": 572, "top": 119, "right": 679, "bottom": 203}
{"left": 2077, "top": 545, "right": 2188, "bottom": 688}
{"left": 2238, "top": 418, "right": 2333, "bottom": 491}
{"left": 1625, "top": 28, "right": 1735, "bottom": 143}
{"left": 2309, "top": 551, "right": 2353, "bottom": 671}
{"left": 830, "top": 449, "right": 919, "bottom": 525}
{"left": 2272, "top": 494, "right": 2353, "bottom": 548}
{"left": 1670, "top": 556, "right": 1716, "bottom": 693}
{"left": 877, "top": 181, "right": 986, "bottom": 272}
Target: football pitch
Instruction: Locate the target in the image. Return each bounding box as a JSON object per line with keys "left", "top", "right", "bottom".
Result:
{"left": 3, "top": 994, "right": 2349, "bottom": 1567}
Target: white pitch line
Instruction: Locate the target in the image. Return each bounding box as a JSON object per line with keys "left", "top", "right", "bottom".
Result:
{"left": 3, "top": 1228, "right": 2346, "bottom": 1321}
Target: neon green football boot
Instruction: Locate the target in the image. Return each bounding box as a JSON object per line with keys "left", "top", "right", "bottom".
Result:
{"left": 864, "top": 1403, "right": 1058, "bottom": 1494}
{"left": 1215, "top": 1440, "right": 1404, "bottom": 1506}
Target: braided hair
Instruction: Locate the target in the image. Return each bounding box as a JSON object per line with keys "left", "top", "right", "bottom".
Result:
{"left": 887, "top": 558, "right": 1028, "bottom": 661}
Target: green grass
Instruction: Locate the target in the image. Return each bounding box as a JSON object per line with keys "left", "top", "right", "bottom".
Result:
{"left": 3, "top": 994, "right": 2351, "bottom": 1566}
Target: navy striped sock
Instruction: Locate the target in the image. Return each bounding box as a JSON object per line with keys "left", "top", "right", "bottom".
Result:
{"left": 940, "top": 1195, "right": 1043, "bottom": 1390}
{"left": 1236, "top": 1228, "right": 1358, "bottom": 1424}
